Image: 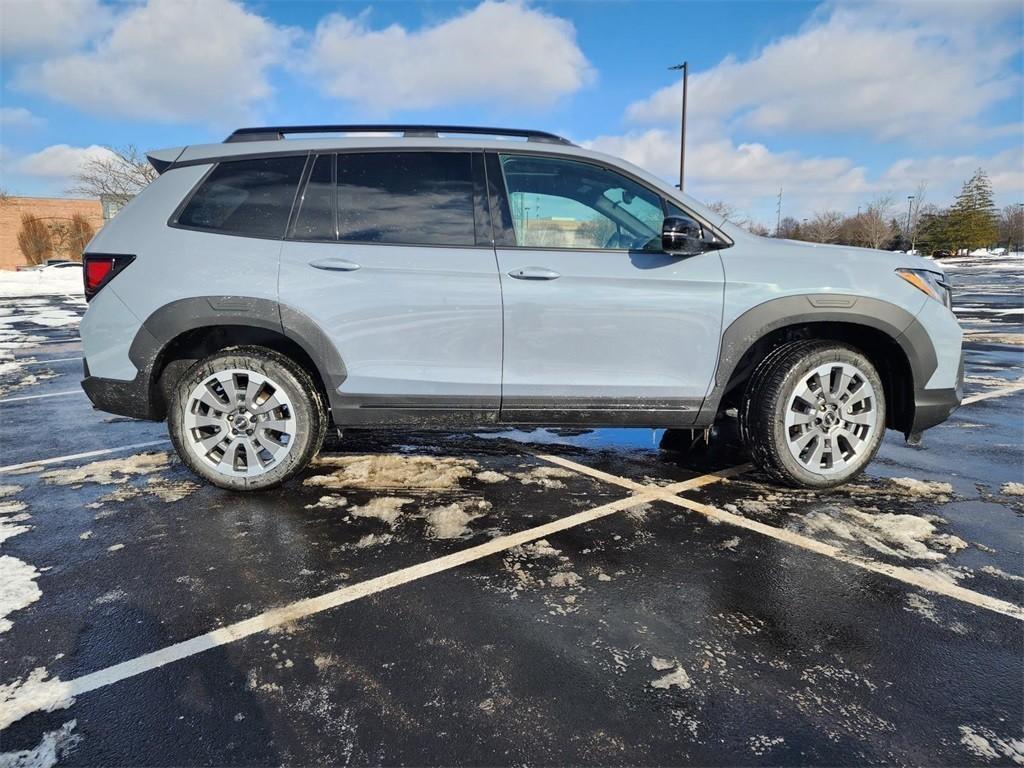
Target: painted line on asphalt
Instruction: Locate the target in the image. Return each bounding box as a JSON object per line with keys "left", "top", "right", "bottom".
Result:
{"left": 24, "top": 337, "right": 81, "bottom": 344}
{"left": 662, "top": 493, "right": 1024, "bottom": 621}
{"left": 3, "top": 485, "right": 686, "bottom": 728}
{"left": 961, "top": 381, "right": 1024, "bottom": 405}
{"left": 0, "top": 389, "right": 83, "bottom": 404}
{"left": 0, "top": 440, "right": 170, "bottom": 474}
{"left": 3, "top": 356, "right": 83, "bottom": 367}
{"left": 539, "top": 453, "right": 1024, "bottom": 622}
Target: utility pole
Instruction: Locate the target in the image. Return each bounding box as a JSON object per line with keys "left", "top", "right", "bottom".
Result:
{"left": 669, "top": 61, "right": 688, "bottom": 191}
{"left": 906, "top": 195, "right": 915, "bottom": 252}
{"left": 775, "top": 188, "right": 783, "bottom": 237}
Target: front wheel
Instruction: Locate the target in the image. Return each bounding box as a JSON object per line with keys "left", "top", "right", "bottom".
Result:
{"left": 740, "top": 341, "right": 886, "bottom": 488}
{"left": 167, "top": 346, "right": 327, "bottom": 491}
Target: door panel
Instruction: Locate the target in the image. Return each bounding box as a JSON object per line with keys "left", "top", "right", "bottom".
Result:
{"left": 491, "top": 152, "right": 725, "bottom": 424}
{"left": 280, "top": 241, "right": 502, "bottom": 405}
{"left": 279, "top": 151, "right": 502, "bottom": 423}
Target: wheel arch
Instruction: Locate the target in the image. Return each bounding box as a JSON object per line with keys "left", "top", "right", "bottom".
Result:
{"left": 698, "top": 295, "right": 935, "bottom": 436}
{"left": 129, "top": 297, "right": 346, "bottom": 420}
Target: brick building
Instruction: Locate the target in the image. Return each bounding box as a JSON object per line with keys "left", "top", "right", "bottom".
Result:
{"left": 0, "top": 196, "right": 105, "bottom": 270}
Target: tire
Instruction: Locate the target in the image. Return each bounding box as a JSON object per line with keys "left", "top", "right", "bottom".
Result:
{"left": 167, "top": 346, "right": 327, "bottom": 491}
{"left": 740, "top": 341, "right": 886, "bottom": 488}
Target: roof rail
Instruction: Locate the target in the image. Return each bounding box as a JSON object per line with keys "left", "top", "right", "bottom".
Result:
{"left": 223, "top": 125, "right": 575, "bottom": 146}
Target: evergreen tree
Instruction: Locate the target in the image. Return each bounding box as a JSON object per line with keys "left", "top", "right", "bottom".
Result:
{"left": 948, "top": 169, "right": 999, "bottom": 252}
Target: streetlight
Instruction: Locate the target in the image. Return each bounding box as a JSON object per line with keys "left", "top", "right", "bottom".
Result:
{"left": 669, "top": 61, "right": 688, "bottom": 191}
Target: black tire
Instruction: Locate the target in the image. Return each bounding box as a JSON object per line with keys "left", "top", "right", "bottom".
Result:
{"left": 740, "top": 341, "right": 886, "bottom": 488}
{"left": 167, "top": 346, "right": 327, "bottom": 491}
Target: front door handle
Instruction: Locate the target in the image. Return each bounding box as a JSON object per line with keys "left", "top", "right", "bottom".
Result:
{"left": 310, "top": 258, "right": 360, "bottom": 272}
{"left": 508, "top": 266, "right": 561, "bottom": 281}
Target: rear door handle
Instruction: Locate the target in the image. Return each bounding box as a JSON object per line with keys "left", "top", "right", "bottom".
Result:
{"left": 507, "top": 267, "right": 560, "bottom": 281}
{"left": 310, "top": 258, "right": 360, "bottom": 272}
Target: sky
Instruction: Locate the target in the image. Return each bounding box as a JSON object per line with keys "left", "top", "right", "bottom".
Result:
{"left": 1, "top": 0, "right": 1021, "bottom": 226}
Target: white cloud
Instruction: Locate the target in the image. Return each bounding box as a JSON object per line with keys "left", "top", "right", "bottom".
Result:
{"left": 17, "top": 0, "right": 295, "bottom": 122}
{"left": 584, "top": 130, "right": 1022, "bottom": 224}
{"left": 0, "top": 0, "right": 113, "bottom": 57}
{"left": 14, "top": 144, "right": 117, "bottom": 180}
{"left": 0, "top": 107, "right": 44, "bottom": 130}
{"left": 626, "top": 1, "right": 1021, "bottom": 143}
{"left": 305, "top": 1, "right": 593, "bottom": 112}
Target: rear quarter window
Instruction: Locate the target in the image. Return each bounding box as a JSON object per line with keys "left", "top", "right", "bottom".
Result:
{"left": 176, "top": 156, "right": 305, "bottom": 239}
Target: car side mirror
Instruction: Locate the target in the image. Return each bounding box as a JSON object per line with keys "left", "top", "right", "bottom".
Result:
{"left": 662, "top": 216, "right": 707, "bottom": 256}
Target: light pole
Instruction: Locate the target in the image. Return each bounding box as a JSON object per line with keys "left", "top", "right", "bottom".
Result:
{"left": 906, "top": 195, "right": 915, "bottom": 251}
{"left": 669, "top": 61, "right": 688, "bottom": 191}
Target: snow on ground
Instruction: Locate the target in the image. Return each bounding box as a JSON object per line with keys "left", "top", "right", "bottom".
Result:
{"left": 0, "top": 719, "right": 81, "bottom": 768}
{"left": 0, "top": 668, "right": 74, "bottom": 730}
{"left": 0, "top": 269, "right": 83, "bottom": 298}
{"left": 0, "top": 556, "right": 42, "bottom": 634}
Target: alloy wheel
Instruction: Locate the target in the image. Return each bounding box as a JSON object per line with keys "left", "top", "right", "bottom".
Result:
{"left": 183, "top": 369, "right": 296, "bottom": 477}
{"left": 783, "top": 361, "right": 878, "bottom": 475}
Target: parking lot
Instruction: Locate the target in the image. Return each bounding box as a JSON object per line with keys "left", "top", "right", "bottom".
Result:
{"left": 1, "top": 258, "right": 1022, "bottom": 766}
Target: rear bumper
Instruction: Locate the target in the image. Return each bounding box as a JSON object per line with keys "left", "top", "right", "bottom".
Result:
{"left": 81, "top": 360, "right": 159, "bottom": 420}
{"left": 908, "top": 351, "right": 964, "bottom": 437}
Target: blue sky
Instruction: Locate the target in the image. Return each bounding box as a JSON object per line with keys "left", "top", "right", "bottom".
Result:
{"left": 1, "top": 0, "right": 1021, "bottom": 225}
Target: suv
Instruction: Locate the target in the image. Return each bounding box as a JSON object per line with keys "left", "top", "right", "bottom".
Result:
{"left": 79, "top": 124, "right": 963, "bottom": 491}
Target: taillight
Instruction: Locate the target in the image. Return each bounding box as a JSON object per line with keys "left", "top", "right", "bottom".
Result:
{"left": 83, "top": 253, "right": 135, "bottom": 301}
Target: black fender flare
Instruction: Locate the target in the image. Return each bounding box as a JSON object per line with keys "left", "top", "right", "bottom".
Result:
{"left": 694, "top": 294, "right": 936, "bottom": 424}
{"left": 128, "top": 296, "right": 347, "bottom": 409}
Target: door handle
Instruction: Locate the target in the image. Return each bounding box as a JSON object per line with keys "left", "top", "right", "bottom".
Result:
{"left": 310, "top": 258, "right": 360, "bottom": 272}
{"left": 507, "top": 267, "right": 560, "bottom": 281}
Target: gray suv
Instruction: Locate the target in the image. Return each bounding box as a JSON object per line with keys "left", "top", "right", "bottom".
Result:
{"left": 79, "top": 125, "right": 963, "bottom": 491}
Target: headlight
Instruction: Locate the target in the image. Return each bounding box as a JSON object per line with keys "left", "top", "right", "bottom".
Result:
{"left": 895, "top": 268, "right": 952, "bottom": 308}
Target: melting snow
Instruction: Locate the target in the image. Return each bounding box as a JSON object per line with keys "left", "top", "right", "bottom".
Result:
{"left": 424, "top": 500, "right": 490, "bottom": 539}
{"left": 650, "top": 658, "right": 692, "bottom": 690}
{"left": 0, "top": 556, "right": 42, "bottom": 633}
{"left": 0, "top": 719, "right": 81, "bottom": 768}
{"left": 798, "top": 506, "right": 967, "bottom": 561}
{"left": 1001, "top": 482, "right": 1024, "bottom": 496}
{"left": 889, "top": 477, "right": 954, "bottom": 500}
{"left": 40, "top": 452, "right": 170, "bottom": 486}
{"left": 516, "top": 466, "right": 575, "bottom": 489}
{"left": 348, "top": 497, "right": 413, "bottom": 527}
{"left": 307, "top": 454, "right": 478, "bottom": 490}
{"left": 475, "top": 470, "right": 509, "bottom": 484}
{"left": 959, "top": 725, "right": 1024, "bottom": 765}
{"left": 0, "top": 668, "right": 74, "bottom": 730}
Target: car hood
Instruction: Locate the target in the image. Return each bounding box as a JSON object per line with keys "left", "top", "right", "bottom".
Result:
{"left": 735, "top": 233, "right": 944, "bottom": 275}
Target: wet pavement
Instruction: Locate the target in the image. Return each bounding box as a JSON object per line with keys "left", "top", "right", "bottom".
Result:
{"left": 0, "top": 258, "right": 1022, "bottom": 766}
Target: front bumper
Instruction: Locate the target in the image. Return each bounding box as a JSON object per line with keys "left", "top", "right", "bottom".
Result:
{"left": 908, "top": 351, "right": 964, "bottom": 438}
{"left": 81, "top": 359, "right": 159, "bottom": 420}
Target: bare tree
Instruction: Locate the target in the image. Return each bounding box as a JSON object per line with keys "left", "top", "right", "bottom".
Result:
{"left": 856, "top": 194, "right": 896, "bottom": 249}
{"left": 745, "top": 221, "right": 771, "bottom": 237}
{"left": 706, "top": 200, "right": 735, "bottom": 221}
{"left": 905, "top": 181, "right": 927, "bottom": 252}
{"left": 17, "top": 214, "right": 54, "bottom": 265}
{"left": 999, "top": 203, "right": 1024, "bottom": 253}
{"left": 803, "top": 210, "right": 844, "bottom": 243}
{"left": 67, "top": 144, "right": 156, "bottom": 201}
{"left": 66, "top": 214, "right": 96, "bottom": 261}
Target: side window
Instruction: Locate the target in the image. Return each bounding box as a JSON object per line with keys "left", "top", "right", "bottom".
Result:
{"left": 177, "top": 156, "right": 305, "bottom": 239}
{"left": 292, "top": 154, "right": 335, "bottom": 240}
{"left": 498, "top": 154, "right": 666, "bottom": 250}
{"left": 336, "top": 152, "right": 476, "bottom": 246}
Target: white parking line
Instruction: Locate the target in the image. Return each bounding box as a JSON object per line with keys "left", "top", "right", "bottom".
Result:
{"left": 540, "top": 454, "right": 1024, "bottom": 622}
{"left": 961, "top": 381, "right": 1024, "bottom": 405}
{"left": 9, "top": 484, "right": 693, "bottom": 727}
{"left": 0, "top": 389, "right": 83, "bottom": 404}
{"left": 0, "top": 440, "right": 170, "bottom": 474}
{"left": 5, "top": 357, "right": 83, "bottom": 367}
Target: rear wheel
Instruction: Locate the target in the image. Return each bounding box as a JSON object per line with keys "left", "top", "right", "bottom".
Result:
{"left": 740, "top": 341, "right": 885, "bottom": 488}
{"left": 167, "top": 346, "right": 326, "bottom": 490}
